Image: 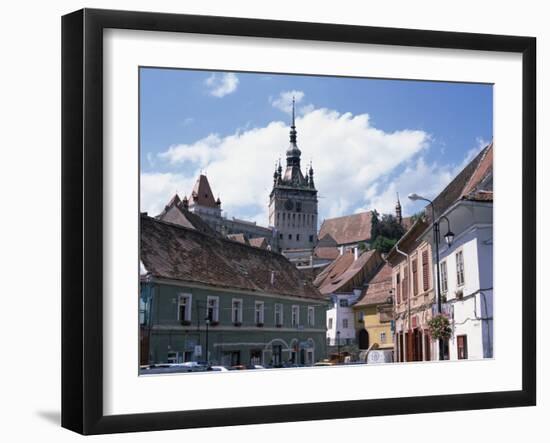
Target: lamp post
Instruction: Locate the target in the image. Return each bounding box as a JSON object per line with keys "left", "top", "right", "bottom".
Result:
{"left": 408, "top": 193, "right": 454, "bottom": 361}
{"left": 336, "top": 330, "right": 341, "bottom": 364}
{"left": 205, "top": 316, "right": 210, "bottom": 367}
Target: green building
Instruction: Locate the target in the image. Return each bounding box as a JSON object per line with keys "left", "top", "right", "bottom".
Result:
{"left": 140, "top": 215, "right": 328, "bottom": 367}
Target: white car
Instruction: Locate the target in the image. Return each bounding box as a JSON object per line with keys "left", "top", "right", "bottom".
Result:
{"left": 207, "top": 365, "right": 230, "bottom": 372}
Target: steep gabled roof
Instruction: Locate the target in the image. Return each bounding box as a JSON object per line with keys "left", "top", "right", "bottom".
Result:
{"left": 431, "top": 143, "right": 493, "bottom": 219}
{"left": 156, "top": 194, "right": 219, "bottom": 237}
{"left": 249, "top": 237, "right": 269, "bottom": 250}
{"left": 313, "top": 249, "right": 382, "bottom": 295}
{"left": 227, "top": 233, "right": 250, "bottom": 245}
{"left": 318, "top": 211, "right": 373, "bottom": 246}
{"left": 141, "top": 215, "right": 323, "bottom": 300}
{"left": 354, "top": 263, "right": 393, "bottom": 307}
{"left": 191, "top": 174, "right": 218, "bottom": 208}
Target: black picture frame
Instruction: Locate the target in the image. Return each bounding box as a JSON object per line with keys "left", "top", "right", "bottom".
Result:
{"left": 62, "top": 8, "right": 536, "bottom": 435}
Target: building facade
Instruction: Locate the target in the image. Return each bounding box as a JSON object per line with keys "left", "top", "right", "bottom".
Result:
{"left": 424, "top": 143, "right": 494, "bottom": 360}
{"left": 269, "top": 100, "right": 318, "bottom": 253}
{"left": 140, "top": 215, "right": 327, "bottom": 367}
{"left": 352, "top": 263, "right": 394, "bottom": 354}
{"left": 314, "top": 248, "right": 383, "bottom": 354}
{"left": 387, "top": 219, "right": 436, "bottom": 362}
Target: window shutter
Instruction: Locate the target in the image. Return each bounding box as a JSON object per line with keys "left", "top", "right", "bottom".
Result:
{"left": 412, "top": 258, "right": 418, "bottom": 296}
{"left": 396, "top": 273, "right": 401, "bottom": 303}
{"left": 422, "top": 250, "right": 429, "bottom": 291}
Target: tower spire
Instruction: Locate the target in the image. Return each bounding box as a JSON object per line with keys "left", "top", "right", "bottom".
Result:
{"left": 289, "top": 96, "right": 297, "bottom": 145}
{"left": 395, "top": 192, "right": 403, "bottom": 224}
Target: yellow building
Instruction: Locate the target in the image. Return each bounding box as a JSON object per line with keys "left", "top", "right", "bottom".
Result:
{"left": 353, "top": 263, "right": 394, "bottom": 351}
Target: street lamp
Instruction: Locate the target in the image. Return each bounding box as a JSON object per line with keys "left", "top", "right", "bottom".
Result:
{"left": 336, "top": 330, "right": 341, "bottom": 364}
{"left": 408, "top": 193, "right": 454, "bottom": 361}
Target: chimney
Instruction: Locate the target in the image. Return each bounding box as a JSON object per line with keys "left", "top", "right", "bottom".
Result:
{"left": 270, "top": 271, "right": 275, "bottom": 285}
{"left": 339, "top": 246, "right": 344, "bottom": 256}
{"left": 354, "top": 247, "right": 359, "bottom": 261}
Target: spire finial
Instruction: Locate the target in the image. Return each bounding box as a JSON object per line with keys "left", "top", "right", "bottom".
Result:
{"left": 292, "top": 96, "right": 295, "bottom": 128}
{"left": 289, "top": 97, "right": 298, "bottom": 145}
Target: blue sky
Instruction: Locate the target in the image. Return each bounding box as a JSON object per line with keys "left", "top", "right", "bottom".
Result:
{"left": 140, "top": 68, "right": 492, "bottom": 225}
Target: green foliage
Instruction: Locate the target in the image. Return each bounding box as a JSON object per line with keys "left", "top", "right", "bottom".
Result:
{"left": 358, "top": 242, "right": 368, "bottom": 251}
{"left": 371, "top": 236, "right": 397, "bottom": 253}
{"left": 428, "top": 314, "right": 452, "bottom": 340}
{"left": 370, "top": 211, "right": 405, "bottom": 253}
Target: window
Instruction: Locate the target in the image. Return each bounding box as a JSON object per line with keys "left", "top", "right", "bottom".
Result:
{"left": 296, "top": 202, "right": 302, "bottom": 212}
{"left": 342, "top": 318, "right": 349, "bottom": 329}
{"left": 296, "top": 234, "right": 300, "bottom": 241}
{"left": 380, "top": 332, "right": 387, "bottom": 343}
{"left": 339, "top": 298, "right": 349, "bottom": 307}
{"left": 307, "top": 306, "right": 315, "bottom": 327}
{"left": 457, "top": 335, "right": 468, "bottom": 359}
{"left": 279, "top": 233, "right": 283, "bottom": 239}
{"left": 255, "top": 301, "right": 264, "bottom": 324}
{"left": 206, "top": 296, "right": 219, "bottom": 322}
{"left": 412, "top": 258, "right": 419, "bottom": 296}
{"left": 328, "top": 318, "right": 333, "bottom": 329}
{"left": 232, "top": 299, "right": 243, "bottom": 324}
{"left": 402, "top": 265, "right": 409, "bottom": 301}
{"left": 456, "top": 250, "right": 465, "bottom": 286}
{"left": 396, "top": 273, "right": 401, "bottom": 303}
{"left": 441, "top": 261, "right": 448, "bottom": 293}
{"left": 422, "top": 249, "right": 430, "bottom": 291}
{"left": 357, "top": 311, "right": 364, "bottom": 323}
{"left": 178, "top": 293, "right": 192, "bottom": 322}
{"left": 274, "top": 303, "right": 283, "bottom": 326}
{"left": 309, "top": 234, "right": 314, "bottom": 242}
{"left": 288, "top": 234, "right": 292, "bottom": 240}
{"left": 291, "top": 305, "right": 300, "bottom": 327}
{"left": 166, "top": 351, "right": 178, "bottom": 364}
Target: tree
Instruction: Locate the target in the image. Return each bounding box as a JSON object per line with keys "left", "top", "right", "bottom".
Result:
{"left": 370, "top": 212, "right": 405, "bottom": 253}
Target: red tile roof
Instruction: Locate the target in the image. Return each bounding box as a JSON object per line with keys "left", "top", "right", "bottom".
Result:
{"left": 354, "top": 263, "right": 393, "bottom": 307}
{"left": 313, "top": 246, "right": 341, "bottom": 260}
{"left": 191, "top": 174, "right": 218, "bottom": 208}
{"left": 156, "top": 194, "right": 219, "bottom": 237}
{"left": 318, "top": 211, "right": 373, "bottom": 246}
{"left": 141, "top": 215, "right": 323, "bottom": 300}
{"left": 431, "top": 143, "right": 493, "bottom": 220}
{"left": 313, "top": 249, "right": 382, "bottom": 295}
{"left": 249, "top": 237, "right": 269, "bottom": 249}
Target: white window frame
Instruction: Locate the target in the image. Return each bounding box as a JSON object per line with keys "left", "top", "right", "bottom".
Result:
{"left": 177, "top": 293, "right": 192, "bottom": 322}
{"left": 206, "top": 296, "right": 219, "bottom": 322}
{"left": 255, "top": 301, "right": 265, "bottom": 324}
{"left": 291, "top": 305, "right": 300, "bottom": 327}
{"left": 274, "top": 303, "right": 283, "bottom": 326}
{"left": 456, "top": 250, "right": 465, "bottom": 287}
{"left": 342, "top": 318, "right": 349, "bottom": 329}
{"left": 441, "top": 260, "right": 448, "bottom": 293}
{"left": 380, "top": 331, "right": 387, "bottom": 344}
{"left": 232, "top": 298, "right": 243, "bottom": 324}
{"left": 307, "top": 306, "right": 315, "bottom": 327}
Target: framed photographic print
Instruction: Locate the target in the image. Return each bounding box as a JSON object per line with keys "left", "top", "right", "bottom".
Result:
{"left": 61, "top": 8, "right": 536, "bottom": 435}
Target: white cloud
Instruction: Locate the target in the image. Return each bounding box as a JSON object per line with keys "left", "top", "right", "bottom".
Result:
{"left": 270, "top": 90, "right": 305, "bottom": 114}
{"left": 140, "top": 172, "right": 196, "bottom": 217}
{"left": 143, "top": 106, "right": 431, "bottom": 225}
{"left": 204, "top": 72, "right": 239, "bottom": 98}
{"left": 362, "top": 137, "right": 489, "bottom": 217}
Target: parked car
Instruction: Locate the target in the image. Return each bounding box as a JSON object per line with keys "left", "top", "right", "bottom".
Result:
{"left": 207, "top": 366, "right": 230, "bottom": 372}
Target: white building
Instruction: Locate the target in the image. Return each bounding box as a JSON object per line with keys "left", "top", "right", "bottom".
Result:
{"left": 422, "top": 143, "right": 493, "bottom": 360}
{"left": 313, "top": 248, "right": 384, "bottom": 350}
{"left": 326, "top": 291, "right": 362, "bottom": 346}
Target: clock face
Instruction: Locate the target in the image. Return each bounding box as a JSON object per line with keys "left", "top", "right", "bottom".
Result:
{"left": 284, "top": 199, "right": 294, "bottom": 210}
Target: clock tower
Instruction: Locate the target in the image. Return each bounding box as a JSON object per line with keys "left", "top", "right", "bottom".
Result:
{"left": 269, "top": 99, "right": 318, "bottom": 252}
